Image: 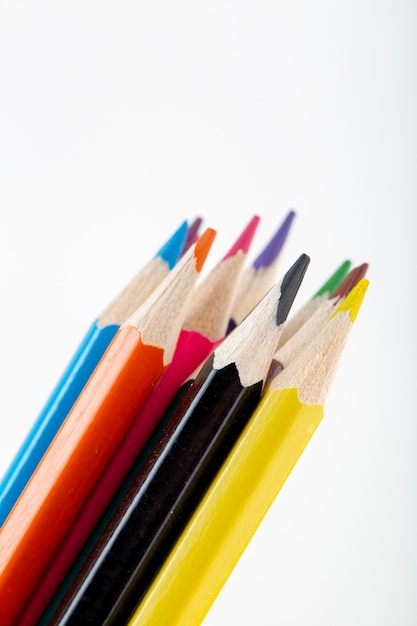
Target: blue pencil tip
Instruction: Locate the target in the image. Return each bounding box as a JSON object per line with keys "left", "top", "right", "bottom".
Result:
{"left": 155, "top": 221, "right": 188, "bottom": 269}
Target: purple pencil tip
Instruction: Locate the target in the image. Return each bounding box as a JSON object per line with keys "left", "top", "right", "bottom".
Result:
{"left": 253, "top": 210, "right": 296, "bottom": 270}
{"left": 181, "top": 216, "right": 204, "bottom": 257}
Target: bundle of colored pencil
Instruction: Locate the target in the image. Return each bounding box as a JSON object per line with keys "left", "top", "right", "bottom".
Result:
{"left": 0, "top": 212, "right": 369, "bottom": 626}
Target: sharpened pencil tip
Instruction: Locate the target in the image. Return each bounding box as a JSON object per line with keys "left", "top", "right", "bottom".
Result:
{"left": 332, "top": 278, "right": 369, "bottom": 321}
{"left": 253, "top": 210, "right": 296, "bottom": 270}
{"left": 156, "top": 221, "right": 188, "bottom": 270}
{"left": 223, "top": 215, "right": 261, "bottom": 260}
{"left": 265, "top": 357, "right": 284, "bottom": 387}
{"left": 194, "top": 228, "right": 217, "bottom": 272}
{"left": 330, "top": 263, "right": 369, "bottom": 300}
{"left": 276, "top": 253, "right": 310, "bottom": 326}
{"left": 313, "top": 260, "right": 352, "bottom": 298}
{"left": 181, "top": 217, "right": 204, "bottom": 256}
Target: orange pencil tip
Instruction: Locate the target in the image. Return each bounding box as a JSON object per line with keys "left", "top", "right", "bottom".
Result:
{"left": 194, "top": 228, "right": 217, "bottom": 273}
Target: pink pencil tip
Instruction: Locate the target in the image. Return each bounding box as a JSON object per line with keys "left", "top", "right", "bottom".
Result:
{"left": 222, "top": 215, "right": 261, "bottom": 260}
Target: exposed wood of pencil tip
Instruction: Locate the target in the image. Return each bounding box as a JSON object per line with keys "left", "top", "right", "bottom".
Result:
{"left": 277, "top": 258, "right": 351, "bottom": 347}
{"left": 98, "top": 221, "right": 188, "bottom": 327}
{"left": 273, "top": 297, "right": 336, "bottom": 373}
{"left": 273, "top": 262, "right": 369, "bottom": 374}
{"left": 182, "top": 216, "right": 260, "bottom": 341}
{"left": 230, "top": 212, "right": 296, "bottom": 325}
{"left": 271, "top": 278, "right": 369, "bottom": 406}
{"left": 214, "top": 254, "right": 309, "bottom": 387}
{"left": 123, "top": 228, "right": 216, "bottom": 364}
{"left": 278, "top": 260, "right": 368, "bottom": 347}
{"left": 98, "top": 262, "right": 172, "bottom": 328}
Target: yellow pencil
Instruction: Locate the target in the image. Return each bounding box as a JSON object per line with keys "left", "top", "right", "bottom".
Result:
{"left": 128, "top": 278, "right": 369, "bottom": 626}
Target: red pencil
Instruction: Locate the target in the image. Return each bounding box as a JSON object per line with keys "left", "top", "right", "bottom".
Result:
{"left": 0, "top": 228, "right": 216, "bottom": 626}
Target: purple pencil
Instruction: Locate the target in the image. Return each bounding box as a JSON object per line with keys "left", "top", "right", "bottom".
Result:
{"left": 181, "top": 216, "right": 204, "bottom": 256}
{"left": 228, "top": 210, "right": 296, "bottom": 329}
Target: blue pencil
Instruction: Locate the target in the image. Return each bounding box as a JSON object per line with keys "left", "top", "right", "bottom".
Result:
{"left": 0, "top": 220, "right": 188, "bottom": 526}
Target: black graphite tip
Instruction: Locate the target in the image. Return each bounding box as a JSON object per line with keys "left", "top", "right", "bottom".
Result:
{"left": 275, "top": 253, "right": 310, "bottom": 326}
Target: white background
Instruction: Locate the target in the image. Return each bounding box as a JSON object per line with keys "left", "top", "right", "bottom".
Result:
{"left": 0, "top": 2, "right": 415, "bottom": 624}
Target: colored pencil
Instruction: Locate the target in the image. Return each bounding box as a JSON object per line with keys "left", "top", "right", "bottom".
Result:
{"left": 0, "top": 220, "right": 188, "bottom": 527}
{"left": 36, "top": 380, "right": 196, "bottom": 626}
{"left": 229, "top": 209, "right": 296, "bottom": 328}
{"left": 277, "top": 258, "right": 351, "bottom": 346}
{"left": 267, "top": 262, "right": 369, "bottom": 382}
{"left": 0, "top": 229, "right": 215, "bottom": 626}
{"left": 16, "top": 216, "right": 259, "bottom": 626}
{"left": 330, "top": 262, "right": 369, "bottom": 301}
{"left": 31, "top": 217, "right": 258, "bottom": 626}
{"left": 181, "top": 216, "right": 203, "bottom": 255}
{"left": 131, "top": 214, "right": 261, "bottom": 431}
{"left": 128, "top": 278, "right": 369, "bottom": 626}
{"left": 48, "top": 253, "right": 310, "bottom": 626}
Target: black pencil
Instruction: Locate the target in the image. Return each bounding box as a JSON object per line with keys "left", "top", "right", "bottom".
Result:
{"left": 37, "top": 380, "right": 194, "bottom": 625}
{"left": 49, "top": 253, "right": 310, "bottom": 626}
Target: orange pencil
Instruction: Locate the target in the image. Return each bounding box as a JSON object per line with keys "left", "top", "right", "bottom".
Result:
{"left": 12, "top": 218, "right": 258, "bottom": 626}
{"left": 0, "top": 229, "right": 215, "bottom": 626}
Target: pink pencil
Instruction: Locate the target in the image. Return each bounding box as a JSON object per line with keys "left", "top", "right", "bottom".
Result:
{"left": 17, "top": 215, "right": 260, "bottom": 626}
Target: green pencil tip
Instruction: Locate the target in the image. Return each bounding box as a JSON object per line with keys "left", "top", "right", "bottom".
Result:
{"left": 313, "top": 260, "right": 351, "bottom": 298}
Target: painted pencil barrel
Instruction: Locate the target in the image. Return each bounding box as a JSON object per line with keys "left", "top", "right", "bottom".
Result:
{"left": 49, "top": 358, "right": 263, "bottom": 625}
{"left": 0, "top": 320, "right": 118, "bottom": 526}
{"left": 128, "top": 388, "right": 324, "bottom": 625}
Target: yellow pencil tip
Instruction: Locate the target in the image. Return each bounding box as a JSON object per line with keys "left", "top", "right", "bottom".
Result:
{"left": 332, "top": 278, "right": 369, "bottom": 322}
